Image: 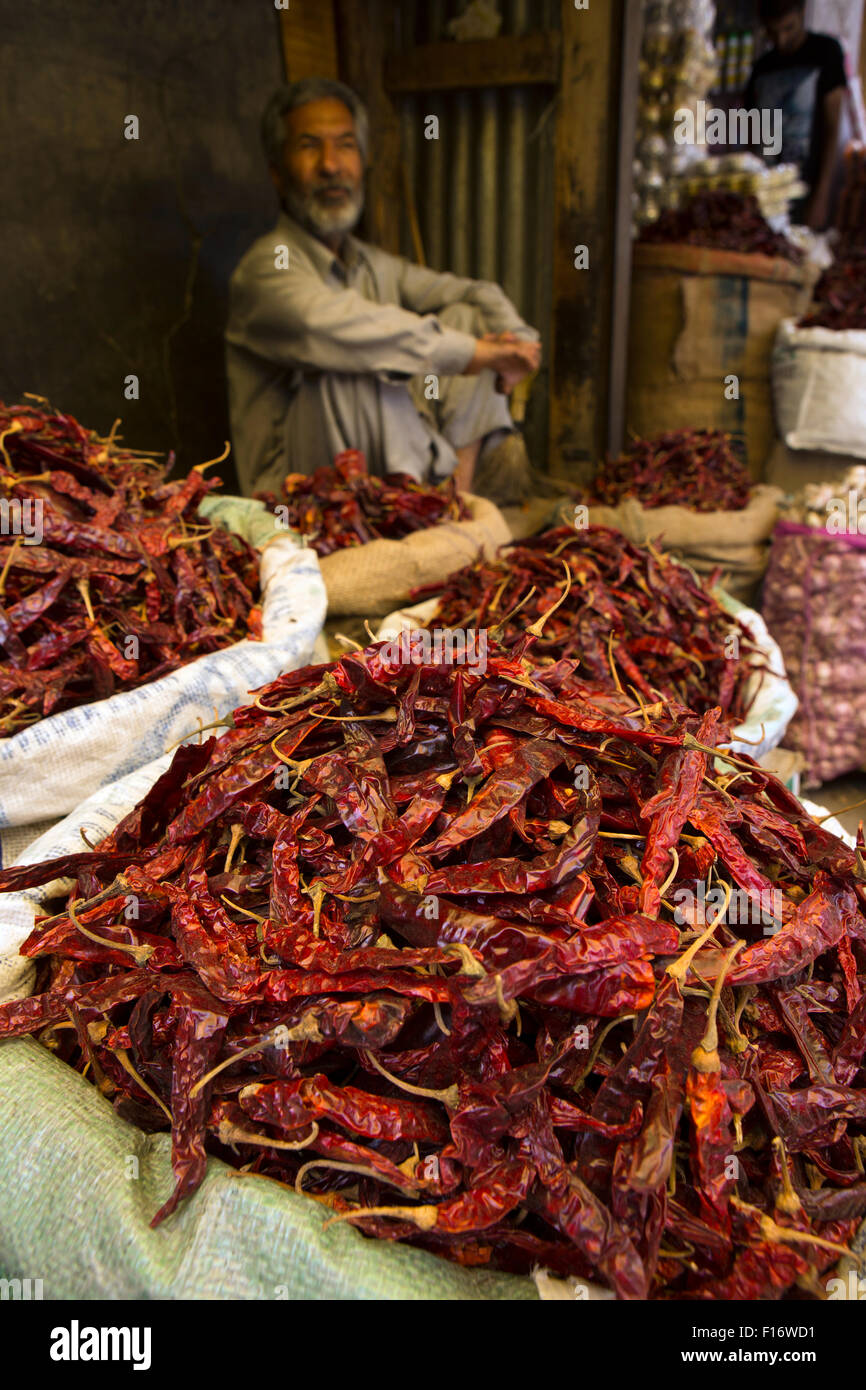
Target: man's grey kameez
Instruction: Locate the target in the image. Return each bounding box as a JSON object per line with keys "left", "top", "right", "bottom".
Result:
{"left": 226, "top": 212, "right": 537, "bottom": 496}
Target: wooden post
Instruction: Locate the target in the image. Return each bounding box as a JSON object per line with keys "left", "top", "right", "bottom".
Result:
{"left": 548, "top": 0, "right": 621, "bottom": 483}
{"left": 607, "top": 0, "right": 642, "bottom": 457}
{"left": 334, "top": 0, "right": 403, "bottom": 254}
{"left": 277, "top": 1, "right": 339, "bottom": 80}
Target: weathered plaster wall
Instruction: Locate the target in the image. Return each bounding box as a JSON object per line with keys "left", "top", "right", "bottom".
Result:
{"left": 0, "top": 0, "right": 285, "bottom": 485}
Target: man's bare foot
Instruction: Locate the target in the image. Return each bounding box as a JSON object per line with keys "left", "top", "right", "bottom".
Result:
{"left": 471, "top": 431, "right": 533, "bottom": 507}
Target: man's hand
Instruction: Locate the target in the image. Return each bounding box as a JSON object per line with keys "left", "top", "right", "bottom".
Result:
{"left": 807, "top": 87, "right": 845, "bottom": 231}
{"left": 805, "top": 184, "right": 831, "bottom": 231}
{"left": 466, "top": 335, "right": 541, "bottom": 394}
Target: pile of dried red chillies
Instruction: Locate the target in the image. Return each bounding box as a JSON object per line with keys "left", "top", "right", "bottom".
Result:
{"left": 588, "top": 430, "right": 752, "bottom": 513}
{"left": 799, "top": 249, "right": 866, "bottom": 331}
{"left": 0, "top": 402, "right": 262, "bottom": 735}
{"left": 415, "top": 526, "right": 760, "bottom": 720}
{"left": 1, "top": 620, "right": 864, "bottom": 1300}
{"left": 639, "top": 191, "right": 803, "bottom": 263}
{"left": 259, "top": 449, "right": 468, "bottom": 558}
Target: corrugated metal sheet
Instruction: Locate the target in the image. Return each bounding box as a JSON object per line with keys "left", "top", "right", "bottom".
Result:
{"left": 395, "top": 0, "right": 559, "bottom": 465}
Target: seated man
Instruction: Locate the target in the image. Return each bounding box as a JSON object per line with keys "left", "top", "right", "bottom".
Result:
{"left": 226, "top": 77, "right": 541, "bottom": 504}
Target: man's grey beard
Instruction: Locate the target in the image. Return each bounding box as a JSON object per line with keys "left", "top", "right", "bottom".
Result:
{"left": 282, "top": 181, "right": 364, "bottom": 240}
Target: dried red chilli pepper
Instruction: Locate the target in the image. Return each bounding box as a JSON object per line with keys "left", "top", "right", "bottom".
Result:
{"left": 799, "top": 248, "right": 866, "bottom": 332}
{"left": 639, "top": 708, "right": 720, "bottom": 917}
{"left": 727, "top": 878, "right": 852, "bottom": 986}
{"left": 239, "top": 1075, "right": 449, "bottom": 1144}
{"left": 773, "top": 987, "right": 837, "bottom": 1085}
{"left": 293, "top": 1126, "right": 458, "bottom": 1200}
{"left": 151, "top": 977, "right": 230, "bottom": 1226}
{"left": 0, "top": 630, "right": 863, "bottom": 1299}
{"left": 638, "top": 190, "right": 803, "bottom": 263}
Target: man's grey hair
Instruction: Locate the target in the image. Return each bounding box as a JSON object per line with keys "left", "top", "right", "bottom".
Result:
{"left": 261, "top": 79, "right": 369, "bottom": 167}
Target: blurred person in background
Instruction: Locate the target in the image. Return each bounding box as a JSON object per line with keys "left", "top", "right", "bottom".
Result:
{"left": 744, "top": 0, "right": 849, "bottom": 228}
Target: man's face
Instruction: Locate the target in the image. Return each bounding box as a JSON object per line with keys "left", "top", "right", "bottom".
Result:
{"left": 273, "top": 98, "right": 364, "bottom": 240}
{"left": 765, "top": 7, "right": 807, "bottom": 54}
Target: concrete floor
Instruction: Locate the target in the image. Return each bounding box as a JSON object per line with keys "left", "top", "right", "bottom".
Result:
{"left": 808, "top": 773, "right": 866, "bottom": 844}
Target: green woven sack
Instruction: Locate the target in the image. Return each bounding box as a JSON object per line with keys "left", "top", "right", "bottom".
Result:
{"left": 198, "top": 493, "right": 301, "bottom": 554}
{"left": 0, "top": 1038, "right": 536, "bottom": 1300}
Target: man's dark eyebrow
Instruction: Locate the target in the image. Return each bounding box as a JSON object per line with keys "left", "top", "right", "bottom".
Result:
{"left": 294, "top": 128, "right": 358, "bottom": 141}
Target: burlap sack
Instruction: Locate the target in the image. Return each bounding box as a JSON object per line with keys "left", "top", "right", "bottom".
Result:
{"left": 627, "top": 244, "right": 813, "bottom": 476}
{"left": 320, "top": 494, "right": 510, "bottom": 617}
{"left": 773, "top": 319, "right": 866, "bottom": 458}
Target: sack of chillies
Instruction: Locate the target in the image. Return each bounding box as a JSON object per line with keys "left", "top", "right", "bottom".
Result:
{"left": 587, "top": 430, "right": 752, "bottom": 514}
{"left": 1, "top": 618, "right": 864, "bottom": 1299}
{"left": 0, "top": 401, "right": 263, "bottom": 737}
{"left": 550, "top": 441, "right": 783, "bottom": 605}
{"left": 412, "top": 525, "right": 764, "bottom": 721}
{"left": 638, "top": 191, "right": 803, "bottom": 264}
{"left": 257, "top": 450, "right": 468, "bottom": 557}
{"left": 257, "top": 450, "right": 510, "bottom": 619}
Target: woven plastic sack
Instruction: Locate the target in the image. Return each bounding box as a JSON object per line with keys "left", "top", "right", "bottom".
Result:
{"left": 0, "top": 752, "right": 174, "bottom": 1002}
{"left": 377, "top": 590, "right": 796, "bottom": 765}
{"left": 0, "top": 496, "right": 326, "bottom": 830}
{"left": 319, "top": 493, "right": 511, "bottom": 617}
{"left": 713, "top": 588, "right": 797, "bottom": 760}
{"left": 0, "top": 1037, "right": 535, "bottom": 1300}
{"left": 773, "top": 318, "right": 866, "bottom": 458}
{"left": 0, "top": 758, "right": 534, "bottom": 1300}
{"left": 761, "top": 520, "right": 866, "bottom": 785}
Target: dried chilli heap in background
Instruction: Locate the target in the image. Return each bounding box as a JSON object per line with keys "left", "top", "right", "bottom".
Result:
{"left": 0, "top": 401, "right": 262, "bottom": 736}
{"left": 415, "top": 526, "right": 761, "bottom": 720}
{"left": 799, "top": 249, "right": 866, "bottom": 332}
{"left": 1, "top": 625, "right": 864, "bottom": 1299}
{"left": 588, "top": 430, "right": 752, "bottom": 512}
{"left": 638, "top": 191, "right": 804, "bottom": 263}
{"left": 258, "top": 450, "right": 469, "bottom": 557}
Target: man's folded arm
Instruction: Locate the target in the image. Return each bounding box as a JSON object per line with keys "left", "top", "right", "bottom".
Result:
{"left": 396, "top": 258, "right": 539, "bottom": 340}
{"left": 227, "top": 263, "right": 478, "bottom": 380}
